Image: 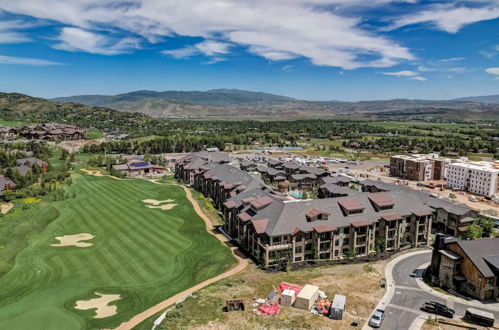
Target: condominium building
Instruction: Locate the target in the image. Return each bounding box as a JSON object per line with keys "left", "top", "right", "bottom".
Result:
{"left": 175, "top": 152, "right": 478, "bottom": 269}
{"left": 390, "top": 154, "right": 449, "bottom": 181}
{"left": 447, "top": 162, "right": 499, "bottom": 197}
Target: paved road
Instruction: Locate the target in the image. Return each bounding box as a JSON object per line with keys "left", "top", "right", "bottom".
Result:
{"left": 381, "top": 251, "right": 499, "bottom": 330}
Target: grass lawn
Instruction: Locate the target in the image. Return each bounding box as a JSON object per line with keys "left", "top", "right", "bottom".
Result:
{"left": 85, "top": 128, "right": 105, "bottom": 140}
{"left": 0, "top": 171, "right": 235, "bottom": 329}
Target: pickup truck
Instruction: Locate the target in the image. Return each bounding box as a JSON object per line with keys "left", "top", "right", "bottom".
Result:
{"left": 420, "top": 301, "right": 454, "bottom": 318}
{"left": 368, "top": 309, "right": 385, "bottom": 328}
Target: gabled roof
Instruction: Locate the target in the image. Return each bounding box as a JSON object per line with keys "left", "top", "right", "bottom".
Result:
{"left": 414, "top": 209, "right": 433, "bottom": 217}
{"left": 306, "top": 208, "right": 329, "bottom": 218}
{"left": 455, "top": 238, "right": 499, "bottom": 277}
{"left": 252, "top": 218, "right": 269, "bottom": 234}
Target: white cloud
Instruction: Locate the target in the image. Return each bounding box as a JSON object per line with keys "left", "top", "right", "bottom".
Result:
{"left": 52, "top": 27, "right": 139, "bottom": 55}
{"left": 381, "top": 70, "right": 418, "bottom": 77}
{"left": 0, "top": 0, "right": 414, "bottom": 69}
{"left": 439, "top": 57, "right": 464, "bottom": 62}
{"left": 387, "top": 4, "right": 499, "bottom": 33}
{"left": 162, "top": 40, "right": 231, "bottom": 62}
{"left": 485, "top": 67, "right": 499, "bottom": 75}
{"left": 411, "top": 76, "right": 427, "bottom": 81}
{"left": 0, "top": 19, "right": 36, "bottom": 43}
{"left": 0, "top": 54, "right": 62, "bottom": 65}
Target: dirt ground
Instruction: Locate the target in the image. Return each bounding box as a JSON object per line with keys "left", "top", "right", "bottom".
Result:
{"left": 157, "top": 260, "right": 387, "bottom": 330}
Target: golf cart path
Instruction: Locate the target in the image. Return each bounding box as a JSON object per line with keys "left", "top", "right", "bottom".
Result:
{"left": 115, "top": 182, "right": 248, "bottom": 330}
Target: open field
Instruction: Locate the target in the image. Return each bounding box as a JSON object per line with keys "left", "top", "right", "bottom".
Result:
{"left": 136, "top": 261, "right": 387, "bottom": 330}
{"left": 0, "top": 171, "right": 235, "bottom": 329}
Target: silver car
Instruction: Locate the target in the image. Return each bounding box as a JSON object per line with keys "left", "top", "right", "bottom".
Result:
{"left": 369, "top": 309, "right": 385, "bottom": 328}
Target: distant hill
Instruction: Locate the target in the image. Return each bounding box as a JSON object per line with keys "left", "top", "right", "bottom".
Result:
{"left": 52, "top": 89, "right": 297, "bottom": 107}
{"left": 51, "top": 88, "right": 499, "bottom": 119}
{"left": 0, "top": 92, "right": 158, "bottom": 134}
{"left": 453, "top": 94, "right": 499, "bottom": 103}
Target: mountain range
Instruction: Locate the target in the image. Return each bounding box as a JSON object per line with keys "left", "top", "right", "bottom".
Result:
{"left": 51, "top": 89, "right": 499, "bottom": 119}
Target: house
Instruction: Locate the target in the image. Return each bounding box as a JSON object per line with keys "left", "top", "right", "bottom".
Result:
{"left": 0, "top": 175, "right": 15, "bottom": 195}
{"left": 16, "top": 158, "right": 48, "bottom": 173}
{"left": 430, "top": 235, "right": 498, "bottom": 301}
{"left": 320, "top": 175, "right": 353, "bottom": 187}
{"left": 289, "top": 173, "right": 318, "bottom": 190}
{"left": 15, "top": 123, "right": 87, "bottom": 140}
{"left": 318, "top": 184, "right": 359, "bottom": 199}
{"left": 112, "top": 161, "right": 164, "bottom": 177}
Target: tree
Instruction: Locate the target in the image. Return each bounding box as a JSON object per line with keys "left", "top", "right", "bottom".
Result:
{"left": 461, "top": 224, "right": 483, "bottom": 240}
{"left": 476, "top": 215, "right": 494, "bottom": 238}
{"left": 449, "top": 193, "right": 457, "bottom": 199}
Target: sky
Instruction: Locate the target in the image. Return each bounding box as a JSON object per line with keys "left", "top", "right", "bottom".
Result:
{"left": 0, "top": 0, "right": 498, "bottom": 101}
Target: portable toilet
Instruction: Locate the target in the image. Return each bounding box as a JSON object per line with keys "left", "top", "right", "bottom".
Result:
{"left": 329, "top": 294, "right": 346, "bottom": 320}
{"left": 294, "top": 285, "right": 319, "bottom": 310}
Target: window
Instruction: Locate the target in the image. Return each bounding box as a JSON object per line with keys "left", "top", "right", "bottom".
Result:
{"left": 487, "top": 278, "right": 495, "bottom": 286}
{"left": 295, "top": 235, "right": 302, "bottom": 242}
{"left": 343, "top": 238, "right": 349, "bottom": 245}
{"left": 305, "top": 243, "right": 312, "bottom": 250}
{"left": 295, "top": 246, "right": 302, "bottom": 253}
{"left": 334, "top": 250, "right": 339, "bottom": 257}
{"left": 343, "top": 228, "right": 350, "bottom": 235}
{"left": 335, "top": 239, "right": 340, "bottom": 246}
{"left": 294, "top": 257, "right": 302, "bottom": 262}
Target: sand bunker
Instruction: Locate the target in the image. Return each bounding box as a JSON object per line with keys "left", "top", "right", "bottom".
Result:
{"left": 0, "top": 203, "right": 13, "bottom": 214}
{"left": 51, "top": 233, "right": 95, "bottom": 247}
{"left": 145, "top": 204, "right": 177, "bottom": 210}
{"left": 142, "top": 199, "right": 174, "bottom": 205}
{"left": 142, "top": 199, "right": 177, "bottom": 210}
{"left": 75, "top": 292, "right": 121, "bottom": 318}
{"left": 81, "top": 169, "right": 127, "bottom": 181}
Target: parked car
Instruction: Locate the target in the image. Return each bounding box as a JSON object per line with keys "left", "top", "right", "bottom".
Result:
{"left": 420, "top": 301, "right": 454, "bottom": 318}
{"left": 368, "top": 309, "right": 385, "bottom": 328}
{"left": 463, "top": 308, "right": 495, "bottom": 327}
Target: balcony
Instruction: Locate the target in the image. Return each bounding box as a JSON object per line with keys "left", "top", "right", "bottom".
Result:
{"left": 266, "top": 243, "right": 292, "bottom": 251}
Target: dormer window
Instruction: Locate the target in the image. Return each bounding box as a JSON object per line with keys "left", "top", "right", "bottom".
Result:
{"left": 306, "top": 208, "right": 330, "bottom": 222}
{"left": 338, "top": 198, "right": 364, "bottom": 216}
{"left": 368, "top": 193, "right": 394, "bottom": 211}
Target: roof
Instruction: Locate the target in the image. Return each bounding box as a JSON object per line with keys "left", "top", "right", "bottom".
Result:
{"left": 414, "top": 209, "right": 433, "bottom": 217}
{"left": 351, "top": 220, "right": 373, "bottom": 228}
{"left": 313, "top": 224, "right": 336, "bottom": 233}
{"left": 338, "top": 198, "right": 364, "bottom": 212}
{"left": 0, "top": 175, "right": 15, "bottom": 192}
{"left": 252, "top": 218, "right": 269, "bottom": 234}
{"left": 291, "top": 173, "right": 317, "bottom": 181}
{"left": 381, "top": 214, "right": 402, "bottom": 221}
{"left": 439, "top": 249, "right": 463, "bottom": 261}
{"left": 455, "top": 238, "right": 499, "bottom": 277}
{"left": 319, "top": 184, "right": 358, "bottom": 197}
{"left": 368, "top": 193, "right": 394, "bottom": 208}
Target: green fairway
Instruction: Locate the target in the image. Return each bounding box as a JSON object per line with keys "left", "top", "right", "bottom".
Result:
{"left": 0, "top": 172, "right": 235, "bottom": 329}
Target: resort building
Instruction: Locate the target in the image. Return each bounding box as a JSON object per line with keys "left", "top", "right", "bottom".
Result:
{"left": 390, "top": 154, "right": 450, "bottom": 181}
{"left": 447, "top": 161, "right": 499, "bottom": 198}
{"left": 175, "top": 152, "right": 453, "bottom": 269}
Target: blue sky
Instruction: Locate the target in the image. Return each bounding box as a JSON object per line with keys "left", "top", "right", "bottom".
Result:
{"left": 0, "top": 0, "right": 498, "bottom": 101}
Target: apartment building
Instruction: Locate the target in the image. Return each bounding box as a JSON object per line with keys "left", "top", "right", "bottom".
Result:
{"left": 390, "top": 154, "right": 449, "bottom": 181}
{"left": 176, "top": 152, "right": 438, "bottom": 269}
{"left": 447, "top": 162, "right": 499, "bottom": 198}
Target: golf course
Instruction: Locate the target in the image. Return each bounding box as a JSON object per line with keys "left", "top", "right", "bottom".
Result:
{"left": 0, "top": 170, "right": 235, "bottom": 329}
